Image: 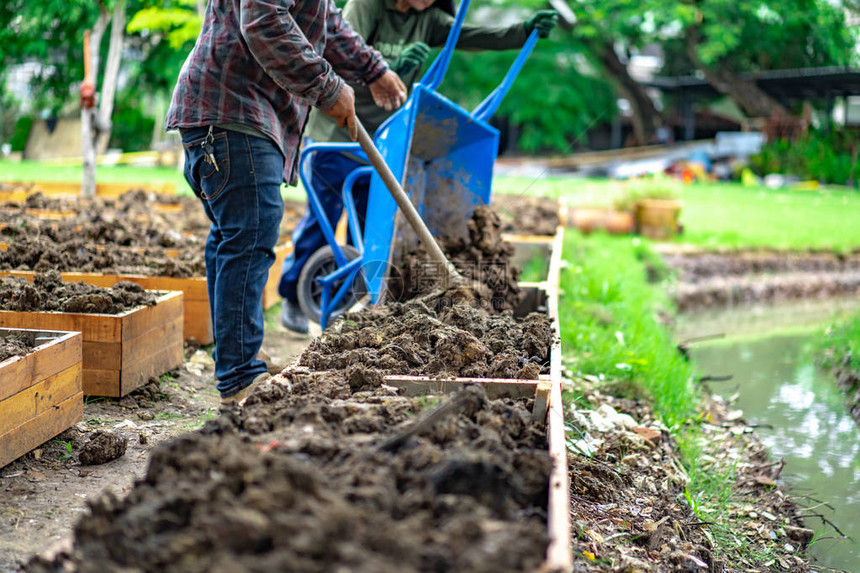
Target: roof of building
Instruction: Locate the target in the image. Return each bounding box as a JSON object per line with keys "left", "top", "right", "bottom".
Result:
{"left": 644, "top": 66, "right": 860, "bottom": 100}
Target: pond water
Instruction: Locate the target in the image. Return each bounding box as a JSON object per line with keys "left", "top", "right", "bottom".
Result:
{"left": 675, "top": 297, "right": 860, "bottom": 572}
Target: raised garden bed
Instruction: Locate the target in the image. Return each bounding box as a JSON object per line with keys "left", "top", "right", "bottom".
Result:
{"left": 0, "top": 328, "right": 83, "bottom": 468}
{"left": 0, "top": 276, "right": 183, "bottom": 397}
{"left": 29, "top": 220, "right": 572, "bottom": 573}
{"left": 0, "top": 241, "right": 291, "bottom": 345}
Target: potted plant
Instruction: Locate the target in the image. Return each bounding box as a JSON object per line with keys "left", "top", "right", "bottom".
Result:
{"left": 614, "top": 186, "right": 682, "bottom": 240}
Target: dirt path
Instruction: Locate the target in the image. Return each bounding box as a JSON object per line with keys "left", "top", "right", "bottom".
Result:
{"left": 0, "top": 323, "right": 313, "bottom": 573}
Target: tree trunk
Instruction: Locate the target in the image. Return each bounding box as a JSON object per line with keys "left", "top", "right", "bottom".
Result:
{"left": 595, "top": 42, "right": 662, "bottom": 146}
{"left": 96, "top": 0, "right": 126, "bottom": 145}
{"left": 196, "top": 0, "right": 205, "bottom": 16}
{"left": 82, "top": 8, "right": 110, "bottom": 198}
{"left": 686, "top": 27, "right": 786, "bottom": 119}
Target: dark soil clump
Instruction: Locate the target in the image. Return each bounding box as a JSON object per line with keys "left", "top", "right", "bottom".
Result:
{"left": 493, "top": 195, "right": 561, "bottom": 237}
{"left": 0, "top": 330, "right": 37, "bottom": 363}
{"left": 77, "top": 431, "right": 128, "bottom": 466}
{"left": 0, "top": 236, "right": 206, "bottom": 278}
{"left": 300, "top": 296, "right": 554, "bottom": 387}
{"left": 0, "top": 190, "right": 304, "bottom": 278}
{"left": 390, "top": 206, "right": 522, "bottom": 311}
{"left": 0, "top": 271, "right": 159, "bottom": 314}
{"left": 28, "top": 380, "right": 551, "bottom": 573}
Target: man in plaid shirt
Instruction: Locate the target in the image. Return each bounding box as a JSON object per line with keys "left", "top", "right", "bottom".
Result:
{"left": 166, "top": 0, "right": 406, "bottom": 406}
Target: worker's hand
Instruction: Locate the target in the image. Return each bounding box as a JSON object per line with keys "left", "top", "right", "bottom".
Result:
{"left": 322, "top": 84, "right": 359, "bottom": 141}
{"left": 391, "top": 41, "right": 431, "bottom": 76}
{"left": 369, "top": 69, "right": 408, "bottom": 112}
{"left": 525, "top": 10, "right": 558, "bottom": 39}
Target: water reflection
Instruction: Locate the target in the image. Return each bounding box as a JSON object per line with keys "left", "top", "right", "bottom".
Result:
{"left": 676, "top": 297, "right": 860, "bottom": 571}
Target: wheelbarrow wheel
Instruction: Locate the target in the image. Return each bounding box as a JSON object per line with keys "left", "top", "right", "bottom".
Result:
{"left": 297, "top": 244, "right": 366, "bottom": 325}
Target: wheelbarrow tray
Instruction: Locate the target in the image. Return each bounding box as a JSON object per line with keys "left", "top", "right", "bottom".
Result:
{"left": 362, "top": 84, "right": 499, "bottom": 302}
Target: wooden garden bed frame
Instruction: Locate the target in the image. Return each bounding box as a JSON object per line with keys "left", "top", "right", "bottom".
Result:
{"left": 0, "top": 292, "right": 183, "bottom": 397}
{"left": 0, "top": 241, "right": 291, "bottom": 345}
{"left": 275, "top": 224, "right": 572, "bottom": 572}
{"left": 0, "top": 328, "right": 83, "bottom": 468}
{"left": 0, "top": 182, "right": 176, "bottom": 202}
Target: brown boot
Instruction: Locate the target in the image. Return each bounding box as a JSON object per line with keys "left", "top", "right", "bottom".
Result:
{"left": 220, "top": 373, "right": 271, "bottom": 407}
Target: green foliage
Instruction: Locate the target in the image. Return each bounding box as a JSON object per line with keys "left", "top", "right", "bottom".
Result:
{"left": 127, "top": 3, "right": 202, "bottom": 50}
{"left": 52, "top": 439, "right": 74, "bottom": 460}
{"left": 440, "top": 28, "right": 615, "bottom": 153}
{"left": 559, "top": 232, "right": 697, "bottom": 426}
{"left": 814, "top": 313, "right": 860, "bottom": 373}
{"left": 108, "top": 92, "right": 156, "bottom": 151}
{"left": 660, "top": 0, "right": 856, "bottom": 74}
{"left": 749, "top": 129, "right": 860, "bottom": 187}
{"left": 0, "top": 0, "right": 104, "bottom": 113}
{"left": 9, "top": 116, "right": 32, "bottom": 152}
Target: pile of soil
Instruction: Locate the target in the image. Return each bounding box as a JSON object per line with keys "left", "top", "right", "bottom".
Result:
{"left": 0, "top": 331, "right": 37, "bottom": 363}
{"left": 300, "top": 296, "right": 554, "bottom": 387}
{"left": 390, "top": 206, "right": 522, "bottom": 311}
{"left": 493, "top": 195, "right": 561, "bottom": 236}
{"left": 0, "top": 191, "right": 305, "bottom": 278}
{"left": 28, "top": 380, "right": 552, "bottom": 573}
{"left": 0, "top": 271, "right": 159, "bottom": 314}
{"left": 0, "top": 236, "right": 207, "bottom": 278}
{"left": 662, "top": 249, "right": 860, "bottom": 311}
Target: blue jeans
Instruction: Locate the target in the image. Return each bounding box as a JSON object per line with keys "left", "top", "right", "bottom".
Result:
{"left": 180, "top": 126, "right": 284, "bottom": 398}
{"left": 278, "top": 150, "right": 369, "bottom": 303}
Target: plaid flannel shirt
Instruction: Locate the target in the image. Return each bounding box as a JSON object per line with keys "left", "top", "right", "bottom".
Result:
{"left": 165, "top": 0, "right": 388, "bottom": 185}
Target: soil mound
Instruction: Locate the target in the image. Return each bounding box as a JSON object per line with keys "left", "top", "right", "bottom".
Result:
{"left": 0, "top": 236, "right": 206, "bottom": 278}
{"left": 493, "top": 195, "right": 561, "bottom": 237}
{"left": 28, "top": 381, "right": 551, "bottom": 573}
{"left": 300, "top": 296, "right": 554, "bottom": 388}
{"left": 390, "top": 206, "right": 522, "bottom": 311}
{"left": 0, "top": 271, "right": 159, "bottom": 313}
{"left": 0, "top": 331, "right": 37, "bottom": 363}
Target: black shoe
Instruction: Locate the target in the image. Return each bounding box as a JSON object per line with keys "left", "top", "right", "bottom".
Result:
{"left": 280, "top": 300, "right": 309, "bottom": 334}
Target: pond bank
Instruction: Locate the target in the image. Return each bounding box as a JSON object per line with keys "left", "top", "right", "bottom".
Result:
{"left": 658, "top": 248, "right": 860, "bottom": 312}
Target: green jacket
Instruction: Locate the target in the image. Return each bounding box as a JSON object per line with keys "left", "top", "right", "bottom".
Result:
{"left": 304, "top": 0, "right": 529, "bottom": 144}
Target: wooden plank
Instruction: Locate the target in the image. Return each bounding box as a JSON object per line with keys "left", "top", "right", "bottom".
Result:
{"left": 501, "top": 233, "right": 555, "bottom": 245}
{"left": 183, "top": 299, "right": 213, "bottom": 344}
{"left": 82, "top": 369, "right": 121, "bottom": 397}
{"left": 0, "top": 331, "right": 82, "bottom": 402}
{"left": 0, "top": 392, "right": 83, "bottom": 469}
{"left": 122, "top": 314, "right": 182, "bottom": 366}
{"left": 0, "top": 364, "right": 81, "bottom": 435}
{"left": 0, "top": 310, "right": 121, "bottom": 342}
{"left": 82, "top": 341, "right": 122, "bottom": 371}
{"left": 543, "top": 225, "right": 572, "bottom": 573}
{"left": 119, "top": 324, "right": 183, "bottom": 395}
{"left": 262, "top": 242, "right": 293, "bottom": 310}
{"left": 532, "top": 381, "right": 551, "bottom": 424}
{"left": 120, "top": 291, "right": 183, "bottom": 341}
{"left": 383, "top": 375, "right": 540, "bottom": 399}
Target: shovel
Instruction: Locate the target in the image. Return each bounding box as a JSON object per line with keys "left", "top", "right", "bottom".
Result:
{"left": 355, "top": 120, "right": 466, "bottom": 288}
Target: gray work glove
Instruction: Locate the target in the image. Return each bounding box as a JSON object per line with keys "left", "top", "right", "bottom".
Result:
{"left": 525, "top": 10, "right": 559, "bottom": 39}
{"left": 391, "top": 42, "right": 431, "bottom": 76}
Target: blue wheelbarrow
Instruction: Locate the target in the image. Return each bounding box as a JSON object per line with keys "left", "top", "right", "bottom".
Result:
{"left": 295, "top": 0, "right": 539, "bottom": 328}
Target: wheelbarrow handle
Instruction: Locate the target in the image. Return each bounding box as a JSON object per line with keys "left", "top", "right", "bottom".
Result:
{"left": 355, "top": 120, "right": 463, "bottom": 285}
